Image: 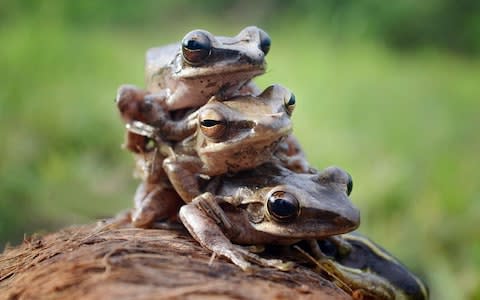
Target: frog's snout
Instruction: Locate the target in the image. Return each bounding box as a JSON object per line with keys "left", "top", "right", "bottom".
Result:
{"left": 259, "top": 113, "right": 292, "bottom": 133}
{"left": 341, "top": 206, "right": 361, "bottom": 231}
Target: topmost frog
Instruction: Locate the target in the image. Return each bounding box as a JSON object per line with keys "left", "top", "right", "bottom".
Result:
{"left": 144, "top": 26, "right": 270, "bottom": 110}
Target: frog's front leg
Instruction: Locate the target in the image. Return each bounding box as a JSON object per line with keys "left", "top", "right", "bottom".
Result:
{"left": 179, "top": 193, "right": 293, "bottom": 272}
{"left": 143, "top": 94, "right": 197, "bottom": 141}
{"left": 163, "top": 155, "right": 204, "bottom": 203}
{"left": 116, "top": 84, "right": 195, "bottom": 142}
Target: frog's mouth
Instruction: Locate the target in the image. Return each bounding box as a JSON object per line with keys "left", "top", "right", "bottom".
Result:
{"left": 176, "top": 62, "right": 266, "bottom": 79}
{"left": 201, "top": 125, "right": 291, "bottom": 154}
{"left": 254, "top": 215, "right": 360, "bottom": 240}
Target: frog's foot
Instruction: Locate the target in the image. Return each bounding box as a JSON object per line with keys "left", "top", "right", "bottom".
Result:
{"left": 233, "top": 246, "right": 295, "bottom": 271}
{"left": 211, "top": 243, "right": 294, "bottom": 272}
{"left": 116, "top": 84, "right": 147, "bottom": 123}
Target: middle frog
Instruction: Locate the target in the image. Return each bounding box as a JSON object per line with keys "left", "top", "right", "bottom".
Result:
{"left": 161, "top": 84, "right": 305, "bottom": 202}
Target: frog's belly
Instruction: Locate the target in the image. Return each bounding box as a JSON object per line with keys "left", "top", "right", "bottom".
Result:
{"left": 200, "top": 139, "right": 282, "bottom": 175}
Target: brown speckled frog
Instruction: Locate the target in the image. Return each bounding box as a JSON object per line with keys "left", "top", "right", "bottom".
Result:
{"left": 179, "top": 163, "right": 360, "bottom": 272}
{"left": 145, "top": 26, "right": 270, "bottom": 110}
{"left": 159, "top": 84, "right": 304, "bottom": 202}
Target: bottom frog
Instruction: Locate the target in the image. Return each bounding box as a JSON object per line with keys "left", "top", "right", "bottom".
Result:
{"left": 178, "top": 162, "right": 360, "bottom": 272}
{"left": 292, "top": 233, "right": 429, "bottom": 300}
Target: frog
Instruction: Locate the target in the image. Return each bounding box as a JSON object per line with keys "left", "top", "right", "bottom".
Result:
{"left": 178, "top": 162, "right": 361, "bottom": 272}
{"left": 293, "top": 233, "right": 429, "bottom": 300}
{"left": 159, "top": 84, "right": 304, "bottom": 202}
{"left": 145, "top": 25, "right": 270, "bottom": 110}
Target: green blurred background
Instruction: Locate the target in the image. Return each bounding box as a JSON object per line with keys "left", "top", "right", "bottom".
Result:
{"left": 1, "top": 0, "right": 479, "bottom": 298}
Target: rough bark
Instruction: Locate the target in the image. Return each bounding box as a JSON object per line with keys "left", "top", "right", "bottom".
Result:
{"left": 0, "top": 219, "right": 351, "bottom": 300}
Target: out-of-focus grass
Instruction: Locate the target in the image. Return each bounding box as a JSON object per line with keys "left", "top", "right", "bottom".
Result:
{"left": 0, "top": 10, "right": 479, "bottom": 300}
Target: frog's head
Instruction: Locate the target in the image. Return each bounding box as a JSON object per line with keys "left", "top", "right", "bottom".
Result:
{"left": 195, "top": 85, "right": 295, "bottom": 173}
{"left": 175, "top": 26, "right": 269, "bottom": 80}
{"left": 246, "top": 166, "right": 360, "bottom": 239}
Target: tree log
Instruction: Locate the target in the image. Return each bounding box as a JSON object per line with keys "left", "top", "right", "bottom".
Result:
{"left": 0, "top": 219, "right": 351, "bottom": 300}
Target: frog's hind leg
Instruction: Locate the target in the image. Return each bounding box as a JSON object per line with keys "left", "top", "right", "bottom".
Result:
{"left": 131, "top": 183, "right": 183, "bottom": 228}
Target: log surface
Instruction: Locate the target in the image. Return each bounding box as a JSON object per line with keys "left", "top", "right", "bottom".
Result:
{"left": 0, "top": 220, "right": 351, "bottom": 300}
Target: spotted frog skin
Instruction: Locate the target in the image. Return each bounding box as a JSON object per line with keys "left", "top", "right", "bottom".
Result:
{"left": 179, "top": 163, "right": 360, "bottom": 272}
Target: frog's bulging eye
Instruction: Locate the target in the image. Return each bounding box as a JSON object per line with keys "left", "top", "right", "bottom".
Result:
{"left": 267, "top": 191, "right": 300, "bottom": 222}
{"left": 182, "top": 30, "right": 212, "bottom": 65}
{"left": 199, "top": 109, "right": 226, "bottom": 138}
{"left": 346, "top": 172, "right": 353, "bottom": 196}
{"left": 284, "top": 93, "right": 296, "bottom": 115}
{"left": 259, "top": 29, "right": 271, "bottom": 55}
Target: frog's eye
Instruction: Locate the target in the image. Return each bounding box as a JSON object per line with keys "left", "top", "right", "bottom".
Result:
{"left": 346, "top": 172, "right": 353, "bottom": 196}
{"left": 182, "top": 30, "right": 212, "bottom": 65}
{"left": 267, "top": 191, "right": 300, "bottom": 222}
{"left": 259, "top": 29, "right": 271, "bottom": 55}
{"left": 199, "top": 108, "right": 226, "bottom": 139}
{"left": 284, "top": 93, "right": 296, "bottom": 115}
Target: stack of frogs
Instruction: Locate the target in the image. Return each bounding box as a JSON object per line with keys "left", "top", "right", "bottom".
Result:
{"left": 115, "top": 26, "right": 428, "bottom": 300}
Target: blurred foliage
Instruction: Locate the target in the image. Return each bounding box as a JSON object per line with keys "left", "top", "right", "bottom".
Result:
{"left": 2, "top": 0, "right": 480, "bottom": 54}
{"left": 0, "top": 0, "right": 479, "bottom": 299}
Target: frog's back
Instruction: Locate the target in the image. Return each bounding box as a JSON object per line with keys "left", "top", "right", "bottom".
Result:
{"left": 324, "top": 233, "right": 429, "bottom": 300}
{"left": 145, "top": 43, "right": 179, "bottom": 90}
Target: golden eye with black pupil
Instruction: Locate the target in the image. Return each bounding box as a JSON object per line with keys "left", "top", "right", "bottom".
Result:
{"left": 284, "top": 93, "right": 296, "bottom": 115}
{"left": 346, "top": 172, "right": 353, "bottom": 196}
{"left": 267, "top": 191, "right": 300, "bottom": 222}
{"left": 259, "top": 29, "right": 271, "bottom": 55}
{"left": 182, "top": 30, "right": 212, "bottom": 65}
{"left": 199, "top": 109, "right": 226, "bottom": 138}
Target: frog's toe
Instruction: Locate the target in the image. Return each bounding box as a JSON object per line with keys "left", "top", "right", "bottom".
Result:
{"left": 257, "top": 257, "right": 295, "bottom": 271}
{"left": 131, "top": 208, "right": 155, "bottom": 228}
{"left": 230, "top": 256, "right": 254, "bottom": 272}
